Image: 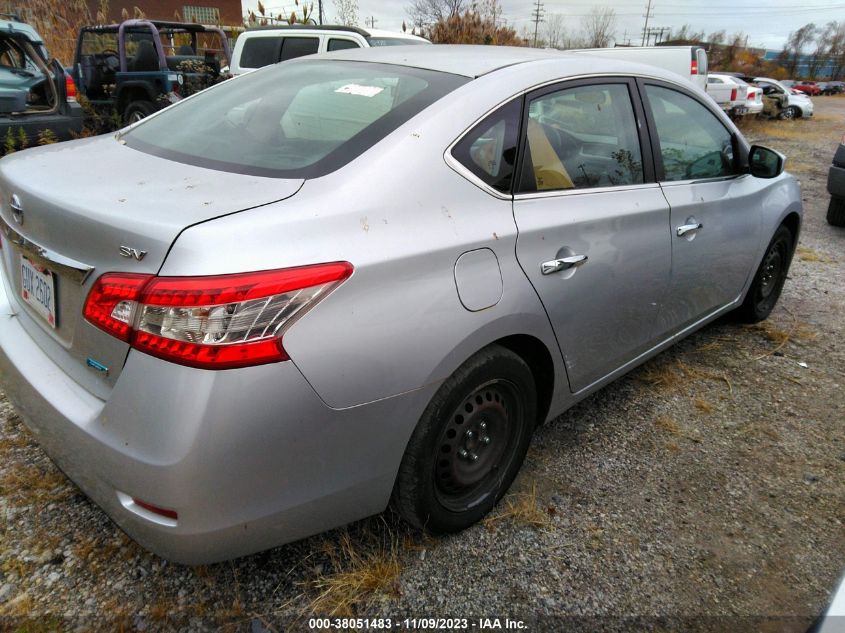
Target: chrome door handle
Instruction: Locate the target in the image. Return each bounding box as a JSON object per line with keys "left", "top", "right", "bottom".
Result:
{"left": 540, "top": 254, "right": 588, "bottom": 275}
{"left": 676, "top": 222, "right": 703, "bottom": 236}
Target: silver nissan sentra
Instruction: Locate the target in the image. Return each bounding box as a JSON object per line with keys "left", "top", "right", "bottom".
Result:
{"left": 0, "top": 45, "right": 801, "bottom": 563}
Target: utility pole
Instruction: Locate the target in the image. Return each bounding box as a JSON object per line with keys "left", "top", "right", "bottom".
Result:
{"left": 531, "top": 0, "right": 544, "bottom": 48}
{"left": 366, "top": 16, "right": 377, "bottom": 28}
{"left": 641, "top": 0, "right": 654, "bottom": 46}
{"left": 318, "top": 0, "right": 323, "bottom": 24}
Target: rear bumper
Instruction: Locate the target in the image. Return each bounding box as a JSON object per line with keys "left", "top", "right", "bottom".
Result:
{"left": 0, "top": 278, "right": 434, "bottom": 564}
{"left": 0, "top": 102, "right": 85, "bottom": 143}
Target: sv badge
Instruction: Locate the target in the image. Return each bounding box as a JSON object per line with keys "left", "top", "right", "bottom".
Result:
{"left": 119, "top": 245, "right": 148, "bottom": 261}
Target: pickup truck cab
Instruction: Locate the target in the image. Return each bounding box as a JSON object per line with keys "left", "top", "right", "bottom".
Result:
{"left": 569, "top": 45, "right": 708, "bottom": 91}
{"left": 229, "top": 25, "right": 430, "bottom": 76}
{"left": 0, "top": 15, "right": 84, "bottom": 145}
{"left": 71, "top": 19, "right": 231, "bottom": 124}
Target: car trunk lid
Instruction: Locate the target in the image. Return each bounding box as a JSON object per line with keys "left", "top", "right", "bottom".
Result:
{"left": 0, "top": 135, "right": 303, "bottom": 397}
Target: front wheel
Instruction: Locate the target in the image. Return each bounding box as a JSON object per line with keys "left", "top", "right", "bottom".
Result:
{"left": 827, "top": 197, "right": 845, "bottom": 227}
{"left": 779, "top": 106, "right": 798, "bottom": 120}
{"left": 392, "top": 345, "right": 537, "bottom": 533}
{"left": 736, "top": 225, "right": 794, "bottom": 323}
{"left": 123, "top": 100, "right": 156, "bottom": 125}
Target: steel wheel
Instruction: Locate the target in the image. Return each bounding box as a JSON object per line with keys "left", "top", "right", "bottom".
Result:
{"left": 392, "top": 345, "right": 537, "bottom": 533}
{"left": 736, "top": 225, "right": 793, "bottom": 323}
{"left": 433, "top": 379, "right": 524, "bottom": 512}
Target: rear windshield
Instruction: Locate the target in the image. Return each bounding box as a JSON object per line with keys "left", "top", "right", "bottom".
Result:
{"left": 123, "top": 60, "right": 467, "bottom": 178}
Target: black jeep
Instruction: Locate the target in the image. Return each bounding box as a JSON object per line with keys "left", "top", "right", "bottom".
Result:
{"left": 71, "top": 19, "right": 231, "bottom": 124}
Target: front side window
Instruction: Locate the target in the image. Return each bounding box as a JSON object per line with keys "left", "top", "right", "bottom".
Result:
{"left": 451, "top": 99, "right": 521, "bottom": 193}
{"left": 519, "top": 83, "right": 643, "bottom": 192}
{"left": 645, "top": 84, "right": 737, "bottom": 182}
{"left": 123, "top": 60, "right": 467, "bottom": 178}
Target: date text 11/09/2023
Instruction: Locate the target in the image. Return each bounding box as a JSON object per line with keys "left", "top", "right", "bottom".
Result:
{"left": 308, "top": 618, "right": 528, "bottom": 630}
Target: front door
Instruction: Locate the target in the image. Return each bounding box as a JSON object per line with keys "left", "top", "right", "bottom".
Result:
{"left": 640, "top": 82, "right": 762, "bottom": 334}
{"left": 512, "top": 79, "right": 672, "bottom": 393}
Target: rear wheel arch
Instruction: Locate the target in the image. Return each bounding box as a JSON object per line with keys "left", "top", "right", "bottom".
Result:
{"left": 493, "top": 334, "right": 555, "bottom": 426}
{"left": 780, "top": 212, "right": 801, "bottom": 252}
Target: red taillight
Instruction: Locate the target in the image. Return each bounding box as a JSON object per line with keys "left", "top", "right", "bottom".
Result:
{"left": 83, "top": 263, "right": 353, "bottom": 369}
{"left": 65, "top": 73, "right": 78, "bottom": 102}
{"left": 132, "top": 498, "right": 178, "bottom": 520}
{"left": 83, "top": 273, "right": 153, "bottom": 341}
{"left": 730, "top": 87, "right": 737, "bottom": 101}
{"left": 691, "top": 59, "right": 698, "bottom": 75}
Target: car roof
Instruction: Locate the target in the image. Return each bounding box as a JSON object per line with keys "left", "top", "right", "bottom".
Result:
{"left": 243, "top": 24, "right": 429, "bottom": 42}
{"left": 364, "top": 28, "right": 428, "bottom": 41}
{"left": 319, "top": 44, "right": 644, "bottom": 78}
{"left": 0, "top": 18, "right": 43, "bottom": 43}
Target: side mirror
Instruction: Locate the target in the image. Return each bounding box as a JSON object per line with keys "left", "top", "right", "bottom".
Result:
{"left": 748, "top": 145, "right": 785, "bottom": 178}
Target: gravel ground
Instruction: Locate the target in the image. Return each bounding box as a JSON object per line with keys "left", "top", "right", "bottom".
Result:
{"left": 1, "top": 98, "right": 843, "bottom": 633}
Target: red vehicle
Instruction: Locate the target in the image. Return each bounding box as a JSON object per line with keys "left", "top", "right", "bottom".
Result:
{"left": 793, "top": 81, "right": 822, "bottom": 96}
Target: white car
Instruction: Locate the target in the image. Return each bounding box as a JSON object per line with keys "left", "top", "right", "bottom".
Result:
{"left": 754, "top": 77, "right": 814, "bottom": 119}
{"left": 229, "top": 24, "right": 430, "bottom": 76}
{"left": 706, "top": 73, "right": 749, "bottom": 117}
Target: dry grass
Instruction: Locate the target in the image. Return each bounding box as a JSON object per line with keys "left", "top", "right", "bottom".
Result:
{"left": 305, "top": 529, "right": 402, "bottom": 618}
{"left": 0, "top": 463, "right": 72, "bottom": 505}
{"left": 636, "top": 358, "right": 733, "bottom": 397}
{"left": 736, "top": 117, "right": 809, "bottom": 141}
{"left": 694, "top": 397, "right": 714, "bottom": 414}
{"left": 0, "top": 592, "right": 33, "bottom": 617}
{"left": 796, "top": 246, "right": 826, "bottom": 263}
{"left": 655, "top": 415, "right": 702, "bottom": 444}
{"left": 484, "top": 482, "right": 552, "bottom": 530}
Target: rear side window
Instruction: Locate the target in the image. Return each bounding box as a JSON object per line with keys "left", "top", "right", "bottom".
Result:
{"left": 519, "top": 83, "right": 643, "bottom": 192}
{"left": 645, "top": 85, "right": 737, "bottom": 182}
{"left": 279, "top": 37, "right": 319, "bottom": 61}
{"left": 240, "top": 37, "right": 279, "bottom": 68}
{"left": 123, "top": 60, "right": 468, "bottom": 178}
{"left": 328, "top": 38, "right": 360, "bottom": 51}
{"left": 451, "top": 99, "right": 521, "bottom": 193}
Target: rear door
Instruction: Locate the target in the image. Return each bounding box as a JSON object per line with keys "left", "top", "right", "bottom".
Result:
{"left": 640, "top": 80, "right": 762, "bottom": 334}
{"left": 512, "top": 78, "right": 672, "bottom": 393}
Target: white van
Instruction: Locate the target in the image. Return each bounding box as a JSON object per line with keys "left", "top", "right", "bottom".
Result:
{"left": 569, "top": 46, "right": 708, "bottom": 91}
{"left": 230, "top": 25, "right": 430, "bottom": 76}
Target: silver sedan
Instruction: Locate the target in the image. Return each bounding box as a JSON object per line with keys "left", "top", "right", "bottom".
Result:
{"left": 0, "top": 46, "right": 801, "bottom": 563}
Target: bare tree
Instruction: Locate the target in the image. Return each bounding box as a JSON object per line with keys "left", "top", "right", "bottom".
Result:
{"left": 782, "top": 23, "right": 817, "bottom": 76}
{"left": 333, "top": 0, "right": 358, "bottom": 26}
{"left": 407, "top": 0, "right": 464, "bottom": 28}
{"left": 544, "top": 13, "right": 565, "bottom": 49}
{"left": 823, "top": 21, "right": 845, "bottom": 79}
{"left": 581, "top": 7, "right": 616, "bottom": 48}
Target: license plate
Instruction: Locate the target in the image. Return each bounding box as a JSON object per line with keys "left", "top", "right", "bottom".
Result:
{"left": 20, "top": 256, "right": 57, "bottom": 329}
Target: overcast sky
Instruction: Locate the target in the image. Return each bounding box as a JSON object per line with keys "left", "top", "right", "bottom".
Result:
{"left": 242, "top": 0, "right": 845, "bottom": 50}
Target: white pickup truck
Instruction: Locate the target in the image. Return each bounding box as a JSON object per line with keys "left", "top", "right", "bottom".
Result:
{"left": 706, "top": 74, "right": 749, "bottom": 118}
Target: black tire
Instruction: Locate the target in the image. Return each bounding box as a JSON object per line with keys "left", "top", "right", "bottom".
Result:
{"left": 123, "top": 100, "right": 156, "bottom": 125}
{"left": 779, "top": 106, "right": 798, "bottom": 120}
{"left": 736, "top": 225, "right": 794, "bottom": 323}
{"left": 827, "top": 196, "right": 845, "bottom": 227}
{"left": 392, "top": 345, "right": 537, "bottom": 533}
